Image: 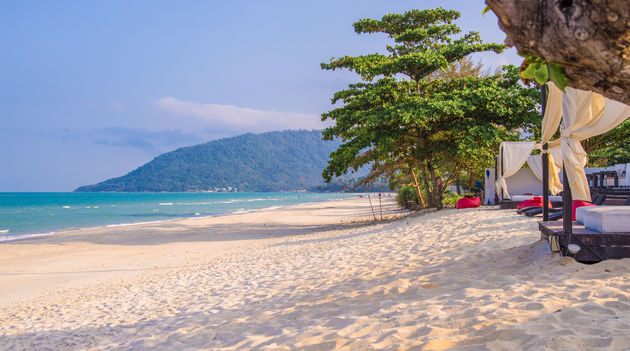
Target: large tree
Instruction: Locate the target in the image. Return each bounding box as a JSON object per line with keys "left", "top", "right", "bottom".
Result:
{"left": 321, "top": 9, "right": 540, "bottom": 209}
{"left": 485, "top": 0, "right": 630, "bottom": 105}
{"left": 586, "top": 120, "right": 630, "bottom": 166}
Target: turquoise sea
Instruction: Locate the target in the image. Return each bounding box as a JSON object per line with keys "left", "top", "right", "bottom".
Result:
{"left": 0, "top": 192, "right": 357, "bottom": 242}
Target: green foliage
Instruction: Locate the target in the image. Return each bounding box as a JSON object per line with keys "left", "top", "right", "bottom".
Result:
{"left": 429, "top": 55, "right": 491, "bottom": 80}
{"left": 396, "top": 185, "right": 419, "bottom": 209}
{"left": 442, "top": 191, "right": 462, "bottom": 206}
{"left": 321, "top": 9, "right": 504, "bottom": 82}
{"left": 518, "top": 54, "right": 569, "bottom": 91}
{"left": 321, "top": 8, "right": 540, "bottom": 209}
{"left": 589, "top": 140, "right": 630, "bottom": 166}
{"left": 75, "top": 130, "right": 343, "bottom": 192}
{"left": 548, "top": 63, "right": 569, "bottom": 90}
{"left": 586, "top": 120, "right": 630, "bottom": 166}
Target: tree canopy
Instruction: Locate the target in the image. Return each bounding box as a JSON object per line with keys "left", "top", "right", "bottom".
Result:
{"left": 587, "top": 120, "right": 630, "bottom": 167}
{"left": 321, "top": 8, "right": 541, "bottom": 208}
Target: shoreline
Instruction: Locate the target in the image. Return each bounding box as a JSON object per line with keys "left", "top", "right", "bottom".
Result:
{"left": 0, "top": 195, "right": 406, "bottom": 310}
{"left": 0, "top": 192, "right": 377, "bottom": 243}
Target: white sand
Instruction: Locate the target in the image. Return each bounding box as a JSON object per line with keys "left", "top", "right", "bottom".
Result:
{"left": 1, "top": 197, "right": 629, "bottom": 350}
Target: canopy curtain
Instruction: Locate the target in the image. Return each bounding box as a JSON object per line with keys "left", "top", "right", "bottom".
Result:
{"left": 527, "top": 155, "right": 543, "bottom": 181}
{"left": 542, "top": 82, "right": 563, "bottom": 144}
{"left": 548, "top": 148, "right": 563, "bottom": 169}
{"left": 539, "top": 82, "right": 564, "bottom": 194}
{"left": 527, "top": 154, "right": 563, "bottom": 195}
{"left": 495, "top": 141, "right": 536, "bottom": 199}
{"left": 560, "top": 87, "right": 630, "bottom": 201}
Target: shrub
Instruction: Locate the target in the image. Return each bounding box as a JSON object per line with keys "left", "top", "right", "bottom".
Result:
{"left": 396, "top": 186, "right": 419, "bottom": 209}
{"left": 442, "top": 191, "right": 463, "bottom": 207}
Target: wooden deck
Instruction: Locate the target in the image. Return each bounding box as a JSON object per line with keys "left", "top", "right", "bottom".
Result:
{"left": 539, "top": 221, "right": 630, "bottom": 263}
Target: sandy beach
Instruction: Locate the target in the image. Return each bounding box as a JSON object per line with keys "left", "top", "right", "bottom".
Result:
{"left": 1, "top": 196, "right": 629, "bottom": 350}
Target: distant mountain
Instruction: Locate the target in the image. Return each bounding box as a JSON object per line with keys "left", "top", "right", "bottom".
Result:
{"left": 75, "top": 130, "right": 347, "bottom": 192}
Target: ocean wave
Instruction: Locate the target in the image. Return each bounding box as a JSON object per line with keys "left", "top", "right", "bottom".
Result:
{"left": 229, "top": 205, "right": 284, "bottom": 215}
{"left": 0, "top": 229, "right": 9, "bottom": 234}
{"left": 62, "top": 206, "right": 70, "bottom": 209}
{"left": 0, "top": 231, "right": 56, "bottom": 242}
{"left": 105, "top": 219, "right": 174, "bottom": 228}
{"left": 0, "top": 218, "right": 180, "bottom": 242}
{"left": 158, "top": 202, "right": 173, "bottom": 206}
{"left": 176, "top": 202, "right": 217, "bottom": 205}
{"left": 215, "top": 198, "right": 280, "bottom": 204}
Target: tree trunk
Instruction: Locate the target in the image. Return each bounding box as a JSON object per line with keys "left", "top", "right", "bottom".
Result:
{"left": 419, "top": 163, "right": 435, "bottom": 208}
{"left": 456, "top": 177, "right": 461, "bottom": 195}
{"left": 468, "top": 167, "right": 475, "bottom": 193}
{"left": 410, "top": 168, "right": 427, "bottom": 208}
{"left": 486, "top": 0, "right": 630, "bottom": 105}
{"left": 426, "top": 160, "right": 443, "bottom": 210}
{"left": 582, "top": 138, "right": 592, "bottom": 154}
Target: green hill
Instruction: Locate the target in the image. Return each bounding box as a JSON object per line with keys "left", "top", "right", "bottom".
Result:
{"left": 75, "top": 130, "right": 347, "bottom": 192}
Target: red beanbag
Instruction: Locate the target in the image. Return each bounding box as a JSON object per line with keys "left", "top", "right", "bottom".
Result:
{"left": 517, "top": 196, "right": 553, "bottom": 210}
{"left": 456, "top": 196, "right": 481, "bottom": 209}
{"left": 572, "top": 200, "right": 596, "bottom": 221}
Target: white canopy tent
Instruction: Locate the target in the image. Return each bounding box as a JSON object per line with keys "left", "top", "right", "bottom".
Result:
{"left": 496, "top": 141, "right": 536, "bottom": 200}
{"left": 543, "top": 83, "right": 630, "bottom": 201}
{"left": 538, "top": 83, "right": 630, "bottom": 258}
{"left": 495, "top": 141, "right": 563, "bottom": 200}
{"left": 495, "top": 82, "right": 570, "bottom": 203}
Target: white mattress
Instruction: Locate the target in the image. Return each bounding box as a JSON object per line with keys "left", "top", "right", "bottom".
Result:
{"left": 505, "top": 195, "right": 562, "bottom": 202}
{"left": 508, "top": 195, "right": 538, "bottom": 202}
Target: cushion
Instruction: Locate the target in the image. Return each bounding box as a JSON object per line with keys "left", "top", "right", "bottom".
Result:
{"left": 517, "top": 197, "right": 553, "bottom": 210}
{"left": 575, "top": 205, "right": 594, "bottom": 224}
{"left": 572, "top": 200, "right": 595, "bottom": 221}
{"left": 456, "top": 196, "right": 481, "bottom": 209}
{"left": 583, "top": 206, "right": 630, "bottom": 233}
{"left": 511, "top": 195, "right": 540, "bottom": 202}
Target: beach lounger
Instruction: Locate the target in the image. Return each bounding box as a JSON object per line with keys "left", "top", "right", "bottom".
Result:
{"left": 524, "top": 207, "right": 562, "bottom": 217}
{"left": 525, "top": 194, "right": 606, "bottom": 218}
{"left": 516, "top": 206, "right": 538, "bottom": 214}
{"left": 548, "top": 210, "right": 564, "bottom": 221}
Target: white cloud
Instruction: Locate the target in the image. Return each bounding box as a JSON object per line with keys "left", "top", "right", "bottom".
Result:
{"left": 155, "top": 97, "right": 329, "bottom": 131}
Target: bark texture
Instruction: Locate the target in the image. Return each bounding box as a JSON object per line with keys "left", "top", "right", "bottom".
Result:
{"left": 487, "top": 0, "right": 630, "bottom": 104}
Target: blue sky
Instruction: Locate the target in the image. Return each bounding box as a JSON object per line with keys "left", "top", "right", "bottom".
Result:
{"left": 0, "top": 0, "right": 519, "bottom": 191}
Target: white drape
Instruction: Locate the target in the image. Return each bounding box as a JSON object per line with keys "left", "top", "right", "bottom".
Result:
{"left": 560, "top": 87, "right": 630, "bottom": 201}
{"left": 496, "top": 141, "right": 536, "bottom": 199}
{"left": 527, "top": 155, "right": 543, "bottom": 181}
{"left": 549, "top": 148, "right": 563, "bottom": 169}
{"left": 542, "top": 82, "right": 563, "bottom": 144}
{"left": 540, "top": 82, "right": 564, "bottom": 195}
{"left": 527, "top": 154, "right": 563, "bottom": 195}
